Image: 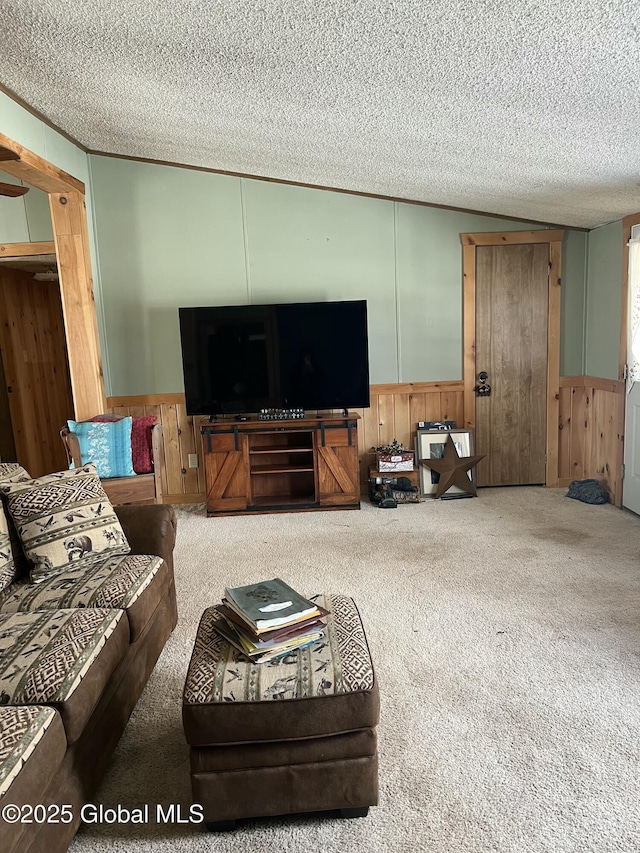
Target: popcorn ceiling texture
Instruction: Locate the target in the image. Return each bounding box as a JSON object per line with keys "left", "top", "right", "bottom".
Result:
{"left": 1, "top": 0, "right": 639, "bottom": 228}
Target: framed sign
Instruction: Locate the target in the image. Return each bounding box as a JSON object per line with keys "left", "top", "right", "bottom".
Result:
{"left": 416, "top": 428, "right": 476, "bottom": 498}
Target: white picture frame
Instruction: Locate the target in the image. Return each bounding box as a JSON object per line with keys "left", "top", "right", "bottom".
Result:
{"left": 416, "top": 428, "right": 475, "bottom": 498}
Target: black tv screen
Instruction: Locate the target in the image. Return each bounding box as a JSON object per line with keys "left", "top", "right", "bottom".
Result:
{"left": 179, "top": 300, "right": 370, "bottom": 416}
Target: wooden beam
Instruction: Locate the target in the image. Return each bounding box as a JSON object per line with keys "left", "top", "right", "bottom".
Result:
{"left": 0, "top": 182, "right": 28, "bottom": 198}
{"left": 0, "top": 241, "right": 56, "bottom": 257}
{"left": 460, "top": 230, "right": 565, "bottom": 247}
{"left": 0, "top": 133, "right": 84, "bottom": 194}
{"left": 49, "top": 191, "right": 106, "bottom": 419}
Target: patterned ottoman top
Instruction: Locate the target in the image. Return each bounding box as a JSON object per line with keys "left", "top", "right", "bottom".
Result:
{"left": 182, "top": 594, "right": 378, "bottom": 745}
{"left": 0, "top": 706, "right": 63, "bottom": 798}
{"left": 184, "top": 594, "right": 374, "bottom": 705}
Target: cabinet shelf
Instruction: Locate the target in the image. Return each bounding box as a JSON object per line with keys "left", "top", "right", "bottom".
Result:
{"left": 251, "top": 494, "right": 316, "bottom": 508}
{"left": 251, "top": 464, "right": 315, "bottom": 475}
{"left": 250, "top": 446, "right": 313, "bottom": 455}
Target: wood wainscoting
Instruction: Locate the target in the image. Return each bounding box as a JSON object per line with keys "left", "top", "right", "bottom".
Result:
{"left": 558, "top": 376, "right": 625, "bottom": 507}
{"left": 106, "top": 382, "right": 464, "bottom": 503}
{"left": 106, "top": 394, "right": 204, "bottom": 504}
{"left": 108, "top": 375, "right": 624, "bottom": 506}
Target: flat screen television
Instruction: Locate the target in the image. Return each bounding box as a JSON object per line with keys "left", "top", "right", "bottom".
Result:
{"left": 179, "top": 299, "right": 370, "bottom": 416}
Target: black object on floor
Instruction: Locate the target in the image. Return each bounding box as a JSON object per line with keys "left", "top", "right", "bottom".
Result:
{"left": 369, "top": 484, "right": 398, "bottom": 508}
{"left": 566, "top": 479, "right": 609, "bottom": 505}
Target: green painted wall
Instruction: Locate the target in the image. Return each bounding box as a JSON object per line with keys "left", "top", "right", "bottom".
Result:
{"left": 585, "top": 220, "right": 624, "bottom": 380}
{"left": 561, "top": 230, "right": 588, "bottom": 376}
{"left": 0, "top": 172, "right": 53, "bottom": 243}
{"left": 90, "top": 153, "right": 589, "bottom": 396}
{"left": 89, "top": 157, "right": 247, "bottom": 396}
{"left": 22, "top": 186, "right": 54, "bottom": 241}
{"left": 0, "top": 173, "right": 29, "bottom": 242}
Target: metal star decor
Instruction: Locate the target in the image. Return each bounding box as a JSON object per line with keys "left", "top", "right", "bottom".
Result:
{"left": 420, "top": 434, "right": 485, "bottom": 499}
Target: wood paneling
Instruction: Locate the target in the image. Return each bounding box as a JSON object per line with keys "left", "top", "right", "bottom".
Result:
{"left": 107, "top": 396, "right": 203, "bottom": 504}
{"left": 107, "top": 385, "right": 466, "bottom": 501}
{"left": 0, "top": 340, "right": 16, "bottom": 462}
{"left": 110, "top": 375, "right": 625, "bottom": 506}
{"left": 0, "top": 267, "right": 73, "bottom": 476}
{"left": 558, "top": 376, "right": 625, "bottom": 506}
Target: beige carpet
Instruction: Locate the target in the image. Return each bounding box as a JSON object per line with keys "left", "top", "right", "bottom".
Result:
{"left": 71, "top": 488, "right": 640, "bottom": 852}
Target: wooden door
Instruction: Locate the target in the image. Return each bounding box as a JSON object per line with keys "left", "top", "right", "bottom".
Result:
{"left": 475, "top": 243, "right": 549, "bottom": 486}
{"left": 0, "top": 267, "right": 73, "bottom": 477}
{"left": 203, "top": 431, "right": 250, "bottom": 514}
{"left": 316, "top": 426, "right": 361, "bottom": 506}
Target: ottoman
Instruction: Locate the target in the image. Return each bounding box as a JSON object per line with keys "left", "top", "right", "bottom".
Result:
{"left": 182, "top": 593, "right": 379, "bottom": 829}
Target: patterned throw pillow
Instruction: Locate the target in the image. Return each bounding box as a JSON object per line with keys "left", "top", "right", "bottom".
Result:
{"left": 67, "top": 418, "right": 135, "bottom": 478}
{"left": 0, "top": 464, "right": 32, "bottom": 591}
{"left": 0, "top": 464, "right": 130, "bottom": 584}
{"left": 92, "top": 415, "right": 157, "bottom": 474}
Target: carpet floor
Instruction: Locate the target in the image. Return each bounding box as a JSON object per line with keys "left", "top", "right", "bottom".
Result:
{"left": 71, "top": 488, "right": 640, "bottom": 852}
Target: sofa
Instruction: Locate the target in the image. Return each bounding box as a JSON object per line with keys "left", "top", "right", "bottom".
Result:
{"left": 0, "top": 462, "right": 178, "bottom": 853}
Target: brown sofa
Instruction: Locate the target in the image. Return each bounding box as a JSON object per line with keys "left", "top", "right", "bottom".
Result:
{"left": 0, "top": 500, "right": 178, "bottom": 853}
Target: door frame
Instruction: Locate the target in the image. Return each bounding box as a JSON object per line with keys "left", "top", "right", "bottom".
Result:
{"left": 619, "top": 213, "right": 640, "bottom": 384}
{"left": 620, "top": 213, "right": 640, "bottom": 510}
{"left": 460, "top": 230, "right": 564, "bottom": 487}
{"left": 0, "top": 132, "right": 106, "bottom": 420}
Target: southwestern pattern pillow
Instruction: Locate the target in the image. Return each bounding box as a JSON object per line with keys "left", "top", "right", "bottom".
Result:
{"left": 0, "top": 464, "right": 130, "bottom": 583}
{"left": 67, "top": 418, "right": 135, "bottom": 478}
{"left": 0, "top": 464, "right": 31, "bottom": 591}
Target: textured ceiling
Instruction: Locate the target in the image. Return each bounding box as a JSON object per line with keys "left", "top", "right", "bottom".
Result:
{"left": 1, "top": 0, "right": 640, "bottom": 229}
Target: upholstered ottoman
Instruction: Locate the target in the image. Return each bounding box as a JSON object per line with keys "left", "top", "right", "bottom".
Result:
{"left": 182, "top": 593, "right": 379, "bottom": 829}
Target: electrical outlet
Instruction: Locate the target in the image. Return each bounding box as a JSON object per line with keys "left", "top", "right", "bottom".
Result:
{"left": 188, "top": 453, "right": 198, "bottom": 468}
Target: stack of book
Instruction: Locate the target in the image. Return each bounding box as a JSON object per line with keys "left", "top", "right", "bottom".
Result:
{"left": 211, "top": 577, "right": 328, "bottom": 664}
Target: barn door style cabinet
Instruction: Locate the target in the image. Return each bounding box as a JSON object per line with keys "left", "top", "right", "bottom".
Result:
{"left": 201, "top": 415, "right": 360, "bottom": 516}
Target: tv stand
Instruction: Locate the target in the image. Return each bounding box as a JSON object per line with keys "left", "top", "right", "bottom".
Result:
{"left": 201, "top": 414, "right": 361, "bottom": 517}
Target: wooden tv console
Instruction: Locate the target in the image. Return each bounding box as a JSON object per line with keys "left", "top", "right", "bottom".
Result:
{"left": 201, "top": 414, "right": 360, "bottom": 517}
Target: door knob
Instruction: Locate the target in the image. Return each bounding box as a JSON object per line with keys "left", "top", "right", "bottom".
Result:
{"left": 474, "top": 371, "right": 491, "bottom": 397}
